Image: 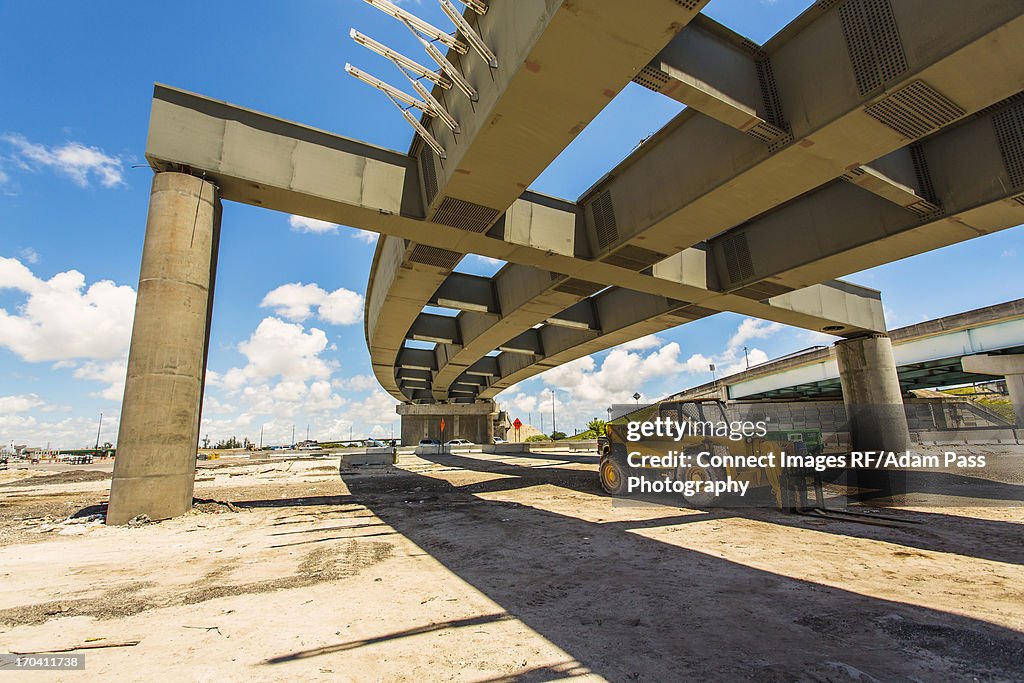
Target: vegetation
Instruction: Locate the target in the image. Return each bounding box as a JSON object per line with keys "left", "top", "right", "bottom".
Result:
{"left": 525, "top": 434, "right": 549, "bottom": 442}
{"left": 550, "top": 431, "right": 567, "bottom": 440}
{"left": 213, "top": 436, "right": 243, "bottom": 449}
{"left": 941, "top": 386, "right": 1015, "bottom": 423}
{"left": 575, "top": 418, "right": 607, "bottom": 439}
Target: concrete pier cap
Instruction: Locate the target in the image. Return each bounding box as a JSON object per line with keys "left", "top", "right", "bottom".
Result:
{"left": 961, "top": 353, "right": 1024, "bottom": 428}
{"left": 107, "top": 172, "right": 221, "bottom": 525}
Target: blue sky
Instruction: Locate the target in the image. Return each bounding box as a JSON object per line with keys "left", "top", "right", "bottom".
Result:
{"left": 1, "top": 0, "right": 1021, "bottom": 447}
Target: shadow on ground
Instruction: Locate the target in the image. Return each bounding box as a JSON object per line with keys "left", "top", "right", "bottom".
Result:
{"left": 241, "top": 450, "right": 1024, "bottom": 680}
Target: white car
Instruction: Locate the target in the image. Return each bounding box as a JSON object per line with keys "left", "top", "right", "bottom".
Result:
{"left": 444, "top": 439, "right": 473, "bottom": 447}
{"left": 492, "top": 437, "right": 507, "bottom": 444}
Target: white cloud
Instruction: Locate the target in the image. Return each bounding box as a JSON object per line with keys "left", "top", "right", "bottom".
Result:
{"left": 260, "top": 282, "right": 363, "bottom": 326}
{"left": 18, "top": 247, "right": 39, "bottom": 264}
{"left": 721, "top": 348, "right": 770, "bottom": 376}
{"left": 726, "top": 318, "right": 783, "bottom": 356}
{"left": 536, "top": 342, "right": 687, "bottom": 419}
{"left": 500, "top": 317, "right": 790, "bottom": 431}
{"left": 1002, "top": 248, "right": 1017, "bottom": 259}
{"left": 319, "top": 288, "right": 364, "bottom": 325}
{"left": 288, "top": 215, "right": 377, "bottom": 243}
{"left": 621, "top": 334, "right": 663, "bottom": 351}
{"left": 0, "top": 257, "right": 136, "bottom": 363}
{"left": 0, "top": 412, "right": 120, "bottom": 450}
{"left": 223, "top": 317, "right": 337, "bottom": 388}
{"left": 72, "top": 358, "right": 128, "bottom": 401}
{"left": 334, "top": 374, "right": 378, "bottom": 392}
{"left": 288, "top": 215, "right": 337, "bottom": 234}
{"left": 2, "top": 134, "right": 124, "bottom": 188}
{"left": 471, "top": 254, "right": 504, "bottom": 267}
{"left": 351, "top": 229, "right": 378, "bottom": 244}
{"left": 260, "top": 283, "right": 328, "bottom": 322}
{"left": 0, "top": 394, "right": 45, "bottom": 413}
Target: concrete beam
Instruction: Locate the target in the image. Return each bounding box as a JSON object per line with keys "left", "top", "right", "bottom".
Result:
{"left": 455, "top": 280, "right": 884, "bottom": 402}
{"left": 407, "top": 313, "right": 460, "bottom": 346}
{"left": 498, "top": 329, "right": 543, "bottom": 356}
{"left": 430, "top": 272, "right": 498, "bottom": 314}
{"left": 580, "top": 1, "right": 1024, "bottom": 265}
{"left": 466, "top": 357, "right": 499, "bottom": 377}
{"left": 397, "top": 347, "right": 437, "bottom": 371}
{"left": 145, "top": 85, "right": 885, "bottom": 404}
{"left": 636, "top": 16, "right": 788, "bottom": 145}
{"left": 707, "top": 99, "right": 1024, "bottom": 292}
{"left": 416, "top": 0, "right": 707, "bottom": 221}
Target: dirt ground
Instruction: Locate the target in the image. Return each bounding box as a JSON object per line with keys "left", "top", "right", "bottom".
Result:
{"left": 1, "top": 448, "right": 1022, "bottom": 682}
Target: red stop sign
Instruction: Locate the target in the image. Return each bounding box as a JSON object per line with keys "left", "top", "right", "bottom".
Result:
{"left": 513, "top": 418, "right": 522, "bottom": 429}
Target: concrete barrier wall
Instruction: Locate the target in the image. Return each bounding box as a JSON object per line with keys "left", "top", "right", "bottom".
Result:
{"left": 484, "top": 440, "right": 597, "bottom": 454}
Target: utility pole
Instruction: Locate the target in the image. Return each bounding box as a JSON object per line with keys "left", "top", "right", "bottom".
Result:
{"left": 744, "top": 346, "right": 750, "bottom": 369}
{"left": 551, "top": 389, "right": 556, "bottom": 436}
{"left": 291, "top": 424, "right": 295, "bottom": 447}
{"left": 95, "top": 412, "right": 103, "bottom": 449}
{"left": 259, "top": 424, "right": 264, "bottom": 449}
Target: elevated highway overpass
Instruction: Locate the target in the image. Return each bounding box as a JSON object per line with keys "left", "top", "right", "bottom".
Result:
{"left": 107, "top": 0, "right": 1024, "bottom": 523}
{"left": 671, "top": 298, "right": 1024, "bottom": 428}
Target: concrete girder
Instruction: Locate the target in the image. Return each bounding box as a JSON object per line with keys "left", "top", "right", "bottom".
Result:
{"left": 636, "top": 15, "right": 788, "bottom": 144}
{"left": 707, "top": 98, "right": 1024, "bottom": 292}
{"left": 466, "top": 358, "right": 499, "bottom": 377}
{"left": 370, "top": 0, "right": 709, "bottom": 401}
{"left": 430, "top": 271, "right": 499, "bottom": 314}
{"left": 498, "top": 329, "right": 543, "bottom": 356}
{"left": 143, "top": 86, "right": 879, "bottom": 377}
{"left": 146, "top": 0, "right": 1024, "bottom": 404}
{"left": 414, "top": 0, "right": 707, "bottom": 220}
{"left": 396, "top": 347, "right": 437, "bottom": 371}
{"left": 360, "top": 0, "right": 710, "bottom": 401}
{"left": 581, "top": 1, "right": 1024, "bottom": 266}
{"left": 397, "top": 368, "right": 432, "bottom": 382}
{"left": 407, "top": 313, "right": 460, "bottom": 346}
{"left": 442, "top": 279, "right": 885, "bottom": 401}
{"left": 426, "top": 236, "right": 884, "bottom": 399}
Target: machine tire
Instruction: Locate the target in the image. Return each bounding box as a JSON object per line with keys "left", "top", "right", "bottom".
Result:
{"left": 599, "top": 453, "right": 633, "bottom": 496}
{"left": 680, "top": 463, "right": 726, "bottom": 507}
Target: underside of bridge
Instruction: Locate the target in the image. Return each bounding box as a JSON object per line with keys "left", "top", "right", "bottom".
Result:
{"left": 107, "top": 0, "right": 1024, "bottom": 524}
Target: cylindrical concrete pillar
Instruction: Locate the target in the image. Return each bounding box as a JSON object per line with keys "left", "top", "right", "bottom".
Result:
{"left": 1005, "top": 374, "right": 1024, "bottom": 428}
{"left": 107, "top": 173, "right": 221, "bottom": 525}
{"left": 835, "top": 334, "right": 911, "bottom": 453}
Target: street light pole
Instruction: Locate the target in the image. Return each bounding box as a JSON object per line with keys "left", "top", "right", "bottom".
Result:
{"left": 95, "top": 412, "right": 103, "bottom": 449}
{"left": 551, "top": 389, "right": 556, "bottom": 436}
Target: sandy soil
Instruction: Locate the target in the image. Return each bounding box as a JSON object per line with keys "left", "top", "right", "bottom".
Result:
{"left": 0, "top": 449, "right": 1022, "bottom": 682}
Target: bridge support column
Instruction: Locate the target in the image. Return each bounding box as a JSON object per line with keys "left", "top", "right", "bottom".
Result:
{"left": 397, "top": 401, "right": 497, "bottom": 446}
{"left": 960, "top": 354, "right": 1024, "bottom": 428}
{"left": 834, "top": 334, "right": 911, "bottom": 453}
{"left": 107, "top": 172, "right": 221, "bottom": 525}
